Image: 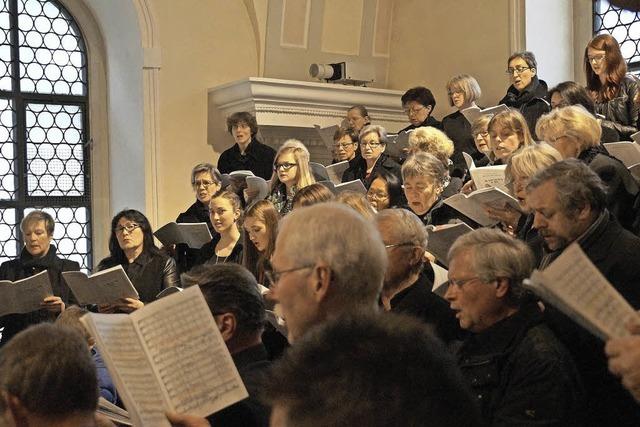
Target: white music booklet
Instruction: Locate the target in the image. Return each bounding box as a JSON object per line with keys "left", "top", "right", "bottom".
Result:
{"left": 0, "top": 270, "right": 53, "bottom": 316}
{"left": 81, "top": 285, "right": 248, "bottom": 427}
{"left": 62, "top": 265, "right": 139, "bottom": 305}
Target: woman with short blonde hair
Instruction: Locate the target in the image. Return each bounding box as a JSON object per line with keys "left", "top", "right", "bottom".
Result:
{"left": 535, "top": 105, "right": 601, "bottom": 157}
{"left": 408, "top": 126, "right": 454, "bottom": 168}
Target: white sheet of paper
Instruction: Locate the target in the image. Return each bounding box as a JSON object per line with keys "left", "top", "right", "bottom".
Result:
{"left": 63, "top": 265, "right": 139, "bottom": 305}
{"left": 0, "top": 270, "right": 53, "bottom": 316}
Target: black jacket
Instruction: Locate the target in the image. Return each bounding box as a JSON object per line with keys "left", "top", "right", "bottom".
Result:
{"left": 541, "top": 211, "right": 640, "bottom": 426}
{"left": 579, "top": 146, "right": 640, "bottom": 234}
{"left": 195, "top": 233, "right": 243, "bottom": 267}
{"left": 594, "top": 75, "right": 640, "bottom": 140}
{"left": 207, "top": 344, "right": 271, "bottom": 427}
{"left": 499, "top": 76, "right": 550, "bottom": 139}
{"left": 0, "top": 245, "right": 79, "bottom": 347}
{"left": 456, "top": 301, "right": 585, "bottom": 427}
{"left": 97, "top": 251, "right": 179, "bottom": 303}
{"left": 389, "top": 269, "right": 465, "bottom": 344}
{"left": 341, "top": 153, "right": 401, "bottom": 189}
{"left": 217, "top": 137, "right": 276, "bottom": 180}
{"left": 175, "top": 200, "right": 215, "bottom": 274}
{"left": 400, "top": 114, "right": 443, "bottom": 133}
{"left": 442, "top": 110, "right": 483, "bottom": 178}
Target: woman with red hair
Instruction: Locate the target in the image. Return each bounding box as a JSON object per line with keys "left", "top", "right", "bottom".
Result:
{"left": 585, "top": 34, "right": 640, "bottom": 139}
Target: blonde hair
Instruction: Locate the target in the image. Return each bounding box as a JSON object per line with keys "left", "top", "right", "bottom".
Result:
{"left": 446, "top": 74, "right": 482, "bottom": 106}
{"left": 471, "top": 115, "right": 492, "bottom": 137}
{"left": 401, "top": 152, "right": 447, "bottom": 192}
{"left": 535, "top": 105, "right": 602, "bottom": 152}
{"left": 335, "top": 191, "right": 376, "bottom": 220}
{"left": 269, "top": 139, "right": 316, "bottom": 192}
{"left": 505, "top": 143, "right": 563, "bottom": 193}
{"left": 488, "top": 109, "right": 534, "bottom": 150}
{"left": 408, "top": 127, "right": 454, "bottom": 167}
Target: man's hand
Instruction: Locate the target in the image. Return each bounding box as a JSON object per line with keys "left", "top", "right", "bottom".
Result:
{"left": 40, "top": 296, "right": 65, "bottom": 313}
{"left": 605, "top": 321, "right": 640, "bottom": 402}
{"left": 114, "top": 298, "right": 144, "bottom": 313}
{"left": 166, "top": 412, "right": 211, "bottom": 427}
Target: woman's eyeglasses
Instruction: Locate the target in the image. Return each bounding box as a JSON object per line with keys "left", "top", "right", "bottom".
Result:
{"left": 115, "top": 223, "right": 140, "bottom": 234}
{"left": 274, "top": 162, "right": 298, "bottom": 171}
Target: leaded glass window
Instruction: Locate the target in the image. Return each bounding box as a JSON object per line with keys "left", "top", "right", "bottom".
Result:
{"left": 594, "top": 0, "right": 640, "bottom": 72}
{"left": 0, "top": 0, "right": 90, "bottom": 269}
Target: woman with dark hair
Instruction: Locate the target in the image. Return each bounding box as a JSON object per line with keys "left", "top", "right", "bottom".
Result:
{"left": 584, "top": 34, "right": 640, "bottom": 139}
{"left": 242, "top": 200, "right": 279, "bottom": 285}
{"left": 97, "top": 209, "right": 179, "bottom": 311}
{"left": 367, "top": 169, "right": 404, "bottom": 211}
{"left": 549, "top": 80, "right": 620, "bottom": 142}
{"left": 346, "top": 105, "right": 371, "bottom": 132}
{"left": 499, "top": 51, "right": 550, "bottom": 138}
{"left": 400, "top": 86, "right": 442, "bottom": 132}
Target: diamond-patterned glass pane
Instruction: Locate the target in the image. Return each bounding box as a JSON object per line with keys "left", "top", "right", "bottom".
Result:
{"left": 26, "top": 102, "right": 85, "bottom": 196}
{"left": 17, "top": 0, "right": 86, "bottom": 95}
{"left": 0, "top": 208, "right": 17, "bottom": 265}
{"left": 0, "top": 0, "right": 11, "bottom": 91}
{"left": 594, "top": 0, "right": 640, "bottom": 66}
{"left": 24, "top": 206, "right": 90, "bottom": 270}
{"left": 0, "top": 97, "right": 15, "bottom": 199}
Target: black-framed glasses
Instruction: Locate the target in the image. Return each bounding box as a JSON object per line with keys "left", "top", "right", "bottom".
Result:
{"left": 367, "top": 191, "right": 389, "bottom": 201}
{"left": 588, "top": 54, "right": 606, "bottom": 64}
{"left": 193, "top": 180, "right": 218, "bottom": 188}
{"left": 506, "top": 66, "right": 531, "bottom": 75}
{"left": 360, "top": 141, "right": 382, "bottom": 148}
{"left": 115, "top": 223, "right": 140, "bottom": 234}
{"left": 265, "top": 264, "right": 315, "bottom": 286}
{"left": 384, "top": 242, "right": 414, "bottom": 250}
{"left": 403, "top": 105, "right": 426, "bottom": 116}
{"left": 333, "top": 142, "right": 357, "bottom": 149}
{"left": 274, "top": 162, "right": 298, "bottom": 171}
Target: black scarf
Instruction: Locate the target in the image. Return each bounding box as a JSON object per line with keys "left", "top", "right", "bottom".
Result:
{"left": 501, "top": 76, "right": 548, "bottom": 108}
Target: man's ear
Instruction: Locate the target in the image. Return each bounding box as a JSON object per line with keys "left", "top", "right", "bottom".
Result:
{"left": 311, "top": 264, "right": 332, "bottom": 303}
{"left": 410, "top": 246, "right": 424, "bottom": 266}
{"left": 215, "top": 312, "right": 237, "bottom": 342}
{"left": 495, "top": 278, "right": 510, "bottom": 299}
{"left": 576, "top": 204, "right": 593, "bottom": 223}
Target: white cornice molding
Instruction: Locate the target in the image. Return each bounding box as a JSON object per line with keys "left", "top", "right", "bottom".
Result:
{"left": 208, "top": 77, "right": 407, "bottom": 131}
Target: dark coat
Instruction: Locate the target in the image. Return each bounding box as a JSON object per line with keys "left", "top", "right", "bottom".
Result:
{"left": 341, "top": 153, "right": 401, "bottom": 189}
{"left": 541, "top": 212, "right": 640, "bottom": 426}
{"left": 515, "top": 213, "right": 543, "bottom": 266}
{"left": 389, "top": 269, "right": 465, "bottom": 344}
{"left": 0, "top": 245, "right": 79, "bottom": 347}
{"left": 97, "top": 251, "right": 179, "bottom": 304}
{"left": 195, "top": 233, "right": 243, "bottom": 267}
{"left": 580, "top": 146, "right": 640, "bottom": 234}
{"left": 499, "top": 76, "right": 550, "bottom": 139}
{"left": 175, "top": 200, "right": 215, "bottom": 274}
{"left": 399, "top": 114, "right": 443, "bottom": 133}
{"left": 456, "top": 301, "right": 585, "bottom": 427}
{"left": 207, "top": 344, "right": 271, "bottom": 427}
{"left": 594, "top": 75, "right": 640, "bottom": 140}
{"left": 442, "top": 110, "right": 483, "bottom": 178}
{"left": 217, "top": 137, "right": 276, "bottom": 180}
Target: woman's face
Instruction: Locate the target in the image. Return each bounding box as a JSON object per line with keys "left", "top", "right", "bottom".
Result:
{"left": 587, "top": 47, "right": 607, "bottom": 76}
{"left": 508, "top": 57, "right": 535, "bottom": 92}
{"left": 474, "top": 129, "right": 491, "bottom": 155}
{"left": 511, "top": 174, "right": 531, "bottom": 211}
{"left": 23, "top": 219, "right": 53, "bottom": 258}
{"left": 367, "top": 177, "right": 390, "bottom": 211}
{"left": 275, "top": 152, "right": 299, "bottom": 187}
{"left": 193, "top": 171, "right": 220, "bottom": 205}
{"left": 115, "top": 217, "right": 144, "bottom": 253}
{"left": 244, "top": 216, "right": 269, "bottom": 253}
{"left": 449, "top": 89, "right": 467, "bottom": 110}
{"left": 550, "top": 92, "right": 566, "bottom": 109}
{"left": 232, "top": 121, "right": 252, "bottom": 145}
{"left": 404, "top": 101, "right": 430, "bottom": 126}
{"left": 209, "top": 197, "right": 239, "bottom": 234}
{"left": 489, "top": 123, "right": 522, "bottom": 161}
{"left": 403, "top": 175, "right": 439, "bottom": 216}
{"left": 347, "top": 109, "right": 369, "bottom": 132}
{"left": 334, "top": 135, "right": 357, "bottom": 162}
{"left": 360, "top": 132, "right": 385, "bottom": 162}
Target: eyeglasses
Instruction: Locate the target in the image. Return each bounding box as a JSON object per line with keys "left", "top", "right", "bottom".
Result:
{"left": 506, "top": 66, "right": 531, "bottom": 75}
{"left": 333, "top": 142, "right": 356, "bottom": 149}
{"left": 360, "top": 141, "right": 382, "bottom": 148}
{"left": 367, "top": 191, "right": 389, "bottom": 201}
{"left": 447, "top": 276, "right": 483, "bottom": 288}
{"left": 588, "top": 54, "right": 606, "bottom": 64}
{"left": 274, "top": 162, "right": 297, "bottom": 171}
{"left": 384, "top": 242, "right": 414, "bottom": 250}
{"left": 475, "top": 131, "right": 489, "bottom": 138}
{"left": 265, "top": 264, "right": 314, "bottom": 287}
{"left": 115, "top": 223, "right": 140, "bottom": 234}
{"left": 403, "top": 105, "right": 426, "bottom": 116}
{"left": 447, "top": 90, "right": 463, "bottom": 97}
{"left": 193, "top": 180, "right": 218, "bottom": 188}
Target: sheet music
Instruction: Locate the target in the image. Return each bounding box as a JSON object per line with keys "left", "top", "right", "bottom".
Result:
{"left": 431, "top": 262, "right": 449, "bottom": 292}
{"left": 603, "top": 142, "right": 640, "bottom": 168}
{"left": 132, "top": 285, "right": 248, "bottom": 417}
{"left": 386, "top": 131, "right": 412, "bottom": 160}
{"left": 313, "top": 124, "right": 339, "bottom": 151}
{"left": 460, "top": 104, "right": 510, "bottom": 124}
{"left": 469, "top": 164, "right": 507, "bottom": 191}
{"left": 529, "top": 243, "right": 639, "bottom": 340}
{"left": 325, "top": 161, "right": 349, "bottom": 185}
{"left": 631, "top": 131, "right": 640, "bottom": 144}
{"left": 154, "top": 222, "right": 213, "bottom": 249}
{"left": 335, "top": 179, "right": 367, "bottom": 195}
{"left": 426, "top": 223, "right": 474, "bottom": 266}
{"left": 63, "top": 265, "right": 139, "bottom": 305}
{"left": 468, "top": 186, "right": 522, "bottom": 212}
{"left": 82, "top": 313, "right": 168, "bottom": 427}
{"left": 0, "top": 270, "right": 53, "bottom": 316}
{"left": 462, "top": 152, "right": 476, "bottom": 170}
{"left": 443, "top": 193, "right": 498, "bottom": 227}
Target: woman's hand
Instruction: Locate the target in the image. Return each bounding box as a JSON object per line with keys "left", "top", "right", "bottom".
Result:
{"left": 483, "top": 203, "right": 522, "bottom": 231}
{"left": 97, "top": 304, "right": 117, "bottom": 314}
{"left": 114, "top": 298, "right": 144, "bottom": 313}
{"left": 40, "top": 296, "right": 65, "bottom": 313}
{"left": 166, "top": 412, "right": 211, "bottom": 427}
{"left": 461, "top": 180, "right": 476, "bottom": 195}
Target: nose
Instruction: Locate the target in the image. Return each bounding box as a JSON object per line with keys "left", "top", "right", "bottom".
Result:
{"left": 532, "top": 211, "right": 545, "bottom": 230}
{"left": 444, "top": 283, "right": 457, "bottom": 301}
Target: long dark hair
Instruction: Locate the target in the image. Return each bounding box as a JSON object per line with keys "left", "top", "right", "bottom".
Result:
{"left": 108, "top": 209, "right": 159, "bottom": 264}
{"left": 585, "top": 34, "right": 627, "bottom": 102}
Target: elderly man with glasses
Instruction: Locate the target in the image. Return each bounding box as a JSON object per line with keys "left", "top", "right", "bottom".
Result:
{"left": 444, "top": 227, "right": 584, "bottom": 427}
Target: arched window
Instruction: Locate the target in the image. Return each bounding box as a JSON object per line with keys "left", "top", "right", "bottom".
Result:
{"left": 0, "top": 0, "right": 90, "bottom": 269}
{"left": 594, "top": 0, "right": 640, "bottom": 72}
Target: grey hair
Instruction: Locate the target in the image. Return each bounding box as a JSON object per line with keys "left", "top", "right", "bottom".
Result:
{"left": 191, "top": 162, "right": 222, "bottom": 185}
{"left": 401, "top": 152, "right": 447, "bottom": 191}
{"left": 375, "top": 208, "right": 428, "bottom": 250}
{"left": 277, "top": 202, "right": 387, "bottom": 311}
{"left": 448, "top": 228, "right": 534, "bottom": 307}
{"left": 526, "top": 159, "right": 607, "bottom": 216}
{"left": 359, "top": 124, "right": 389, "bottom": 145}
{"left": 508, "top": 50, "right": 538, "bottom": 69}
